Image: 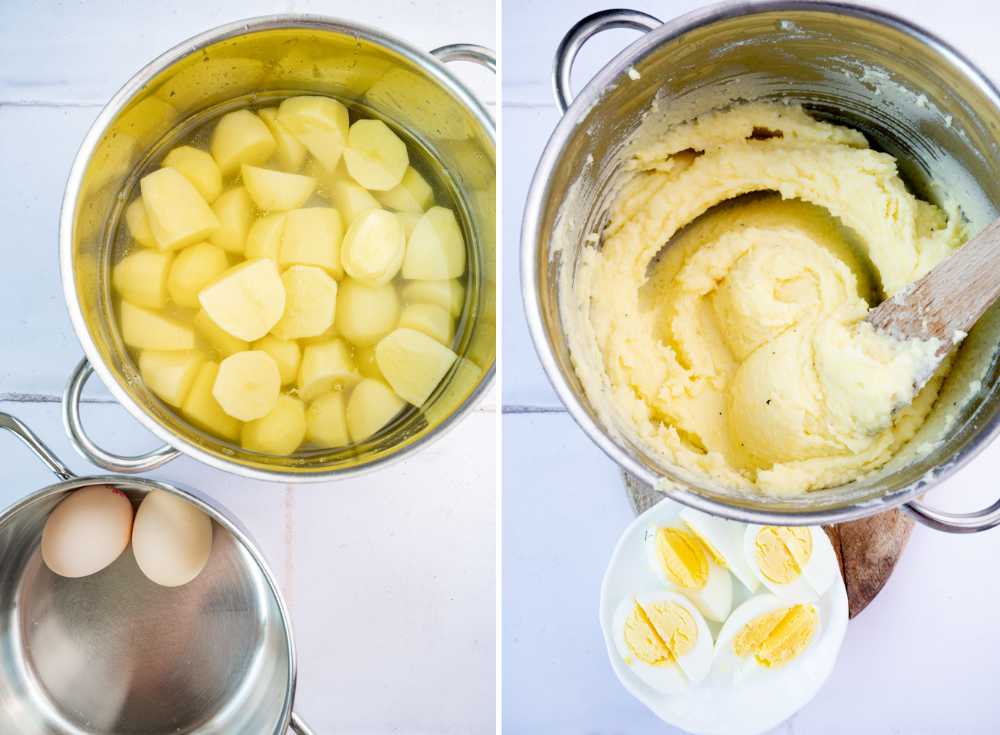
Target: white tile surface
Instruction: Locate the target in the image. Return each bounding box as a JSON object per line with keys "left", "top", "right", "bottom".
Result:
{"left": 0, "top": 1, "right": 496, "bottom": 733}
{"left": 502, "top": 1, "right": 1000, "bottom": 733}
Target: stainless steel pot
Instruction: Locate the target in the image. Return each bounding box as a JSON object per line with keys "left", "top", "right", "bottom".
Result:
{"left": 60, "top": 15, "right": 496, "bottom": 481}
{"left": 0, "top": 412, "right": 314, "bottom": 734}
{"left": 522, "top": 1, "right": 1000, "bottom": 532}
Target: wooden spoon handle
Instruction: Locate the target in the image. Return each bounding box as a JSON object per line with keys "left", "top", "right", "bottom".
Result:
{"left": 868, "top": 216, "right": 1000, "bottom": 350}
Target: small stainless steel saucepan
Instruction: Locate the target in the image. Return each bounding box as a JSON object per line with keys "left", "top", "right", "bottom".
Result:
{"left": 0, "top": 412, "right": 314, "bottom": 734}
{"left": 522, "top": 1, "right": 1000, "bottom": 532}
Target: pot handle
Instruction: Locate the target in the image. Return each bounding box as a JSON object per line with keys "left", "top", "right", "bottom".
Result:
{"left": 63, "top": 357, "right": 180, "bottom": 473}
{"left": 431, "top": 43, "right": 497, "bottom": 73}
{"left": 288, "top": 712, "right": 316, "bottom": 734}
{"left": 0, "top": 412, "right": 75, "bottom": 480}
{"left": 903, "top": 495, "right": 1000, "bottom": 533}
{"left": 553, "top": 9, "right": 661, "bottom": 112}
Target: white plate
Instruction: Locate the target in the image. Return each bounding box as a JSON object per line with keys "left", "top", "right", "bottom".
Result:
{"left": 599, "top": 498, "right": 849, "bottom": 735}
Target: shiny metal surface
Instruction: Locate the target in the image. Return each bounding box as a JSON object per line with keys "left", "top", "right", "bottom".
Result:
{"left": 552, "top": 9, "right": 661, "bottom": 112}
{"left": 64, "top": 358, "right": 180, "bottom": 473}
{"left": 60, "top": 15, "right": 496, "bottom": 482}
{"left": 0, "top": 412, "right": 310, "bottom": 733}
{"left": 522, "top": 1, "right": 1000, "bottom": 531}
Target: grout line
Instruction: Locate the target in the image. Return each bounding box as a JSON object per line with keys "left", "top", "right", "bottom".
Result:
{"left": 0, "top": 99, "right": 104, "bottom": 109}
{"left": 0, "top": 392, "right": 115, "bottom": 404}
{"left": 501, "top": 404, "right": 567, "bottom": 414}
{"left": 502, "top": 100, "right": 558, "bottom": 109}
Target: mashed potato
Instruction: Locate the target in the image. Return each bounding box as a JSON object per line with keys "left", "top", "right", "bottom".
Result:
{"left": 572, "top": 103, "right": 966, "bottom": 495}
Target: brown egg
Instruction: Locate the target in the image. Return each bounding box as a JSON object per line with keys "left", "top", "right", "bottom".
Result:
{"left": 41, "top": 485, "right": 134, "bottom": 578}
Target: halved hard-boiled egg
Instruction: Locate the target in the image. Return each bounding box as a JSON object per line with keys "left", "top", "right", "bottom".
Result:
{"left": 612, "top": 591, "right": 714, "bottom": 694}
{"left": 644, "top": 521, "right": 732, "bottom": 621}
{"left": 743, "top": 525, "right": 839, "bottom": 601}
{"left": 714, "top": 594, "right": 821, "bottom": 682}
{"left": 679, "top": 507, "right": 759, "bottom": 593}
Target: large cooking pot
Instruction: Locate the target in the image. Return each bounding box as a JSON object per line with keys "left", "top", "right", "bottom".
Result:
{"left": 60, "top": 15, "right": 495, "bottom": 481}
{"left": 522, "top": 1, "right": 1000, "bottom": 532}
{"left": 0, "top": 412, "right": 314, "bottom": 734}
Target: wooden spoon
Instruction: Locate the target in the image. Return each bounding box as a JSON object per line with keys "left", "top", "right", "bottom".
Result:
{"left": 867, "top": 217, "right": 1000, "bottom": 384}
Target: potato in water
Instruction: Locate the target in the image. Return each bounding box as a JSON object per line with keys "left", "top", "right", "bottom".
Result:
{"left": 112, "top": 96, "right": 472, "bottom": 456}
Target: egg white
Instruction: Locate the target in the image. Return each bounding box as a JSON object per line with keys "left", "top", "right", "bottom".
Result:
{"left": 743, "top": 524, "right": 840, "bottom": 601}
{"left": 611, "top": 590, "right": 714, "bottom": 694}
{"left": 644, "top": 522, "right": 733, "bottom": 621}
{"left": 679, "top": 507, "right": 760, "bottom": 593}
{"left": 713, "top": 593, "right": 821, "bottom": 683}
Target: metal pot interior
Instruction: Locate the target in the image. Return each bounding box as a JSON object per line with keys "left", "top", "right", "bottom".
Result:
{"left": 64, "top": 18, "right": 496, "bottom": 476}
{"left": 0, "top": 478, "right": 294, "bottom": 734}
{"left": 532, "top": 4, "right": 1000, "bottom": 518}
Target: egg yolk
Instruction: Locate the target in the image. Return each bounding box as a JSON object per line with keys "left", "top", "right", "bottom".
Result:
{"left": 654, "top": 527, "right": 710, "bottom": 589}
{"left": 754, "top": 526, "right": 812, "bottom": 583}
{"left": 683, "top": 522, "right": 728, "bottom": 568}
{"left": 733, "top": 603, "right": 818, "bottom": 668}
{"left": 624, "top": 601, "right": 698, "bottom": 667}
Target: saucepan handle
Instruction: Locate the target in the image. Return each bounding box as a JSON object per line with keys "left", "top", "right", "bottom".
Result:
{"left": 904, "top": 495, "right": 1000, "bottom": 533}
{"left": 0, "top": 412, "right": 75, "bottom": 480}
{"left": 288, "top": 712, "right": 316, "bottom": 734}
{"left": 63, "top": 357, "right": 180, "bottom": 473}
{"left": 431, "top": 43, "right": 497, "bottom": 74}
{"left": 553, "top": 9, "right": 662, "bottom": 113}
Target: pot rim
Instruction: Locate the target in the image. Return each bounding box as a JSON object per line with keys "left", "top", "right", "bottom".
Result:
{"left": 0, "top": 472, "right": 300, "bottom": 733}
{"left": 59, "top": 13, "right": 496, "bottom": 483}
{"left": 520, "top": 0, "right": 1000, "bottom": 525}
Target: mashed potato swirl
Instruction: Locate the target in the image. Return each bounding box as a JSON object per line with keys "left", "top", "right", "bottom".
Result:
{"left": 573, "top": 103, "right": 966, "bottom": 494}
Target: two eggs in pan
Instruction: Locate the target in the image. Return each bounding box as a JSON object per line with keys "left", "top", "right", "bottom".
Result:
{"left": 608, "top": 506, "right": 845, "bottom": 730}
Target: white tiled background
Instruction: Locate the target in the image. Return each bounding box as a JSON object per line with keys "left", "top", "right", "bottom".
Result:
{"left": 0, "top": 2, "right": 496, "bottom": 733}
{"left": 502, "top": 1, "right": 1000, "bottom": 733}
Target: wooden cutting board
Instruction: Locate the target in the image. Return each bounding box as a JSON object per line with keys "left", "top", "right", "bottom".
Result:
{"left": 622, "top": 471, "right": 911, "bottom": 618}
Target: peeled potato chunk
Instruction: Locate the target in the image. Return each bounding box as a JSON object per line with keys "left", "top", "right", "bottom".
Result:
{"left": 355, "top": 345, "right": 384, "bottom": 381}
{"left": 341, "top": 209, "right": 405, "bottom": 286}
{"left": 181, "top": 361, "right": 242, "bottom": 441}
{"left": 139, "top": 349, "right": 205, "bottom": 407}
{"left": 271, "top": 265, "right": 338, "bottom": 340}
{"left": 305, "top": 391, "right": 349, "bottom": 448}
{"left": 396, "top": 211, "right": 421, "bottom": 238}
{"left": 298, "top": 339, "right": 361, "bottom": 401}
{"left": 402, "top": 206, "right": 465, "bottom": 279}
{"left": 402, "top": 279, "right": 464, "bottom": 317}
{"left": 140, "top": 167, "right": 220, "bottom": 251}
{"left": 399, "top": 303, "right": 454, "bottom": 345}
{"left": 242, "top": 165, "right": 316, "bottom": 212}
{"left": 279, "top": 207, "right": 343, "bottom": 277}
{"left": 259, "top": 107, "right": 307, "bottom": 171}
{"left": 167, "top": 243, "right": 227, "bottom": 308}
{"left": 245, "top": 213, "right": 286, "bottom": 260}
{"left": 347, "top": 379, "right": 405, "bottom": 442}
{"left": 252, "top": 334, "right": 301, "bottom": 385}
{"left": 211, "top": 109, "right": 276, "bottom": 176}
{"left": 241, "top": 394, "right": 307, "bottom": 455}
{"left": 335, "top": 278, "right": 400, "bottom": 346}
{"left": 162, "top": 146, "right": 222, "bottom": 203}
{"left": 277, "top": 96, "right": 350, "bottom": 172}
{"left": 213, "top": 350, "right": 281, "bottom": 421}
{"left": 125, "top": 199, "right": 156, "bottom": 248}
{"left": 113, "top": 249, "right": 173, "bottom": 309}
{"left": 343, "top": 119, "right": 408, "bottom": 191}
{"left": 375, "top": 328, "right": 457, "bottom": 405}
{"left": 375, "top": 166, "right": 433, "bottom": 212}
{"left": 194, "top": 309, "right": 249, "bottom": 357}
{"left": 330, "top": 179, "right": 381, "bottom": 226}
{"left": 210, "top": 186, "right": 254, "bottom": 253}
{"left": 120, "top": 301, "right": 195, "bottom": 351}
{"left": 198, "top": 259, "right": 286, "bottom": 342}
